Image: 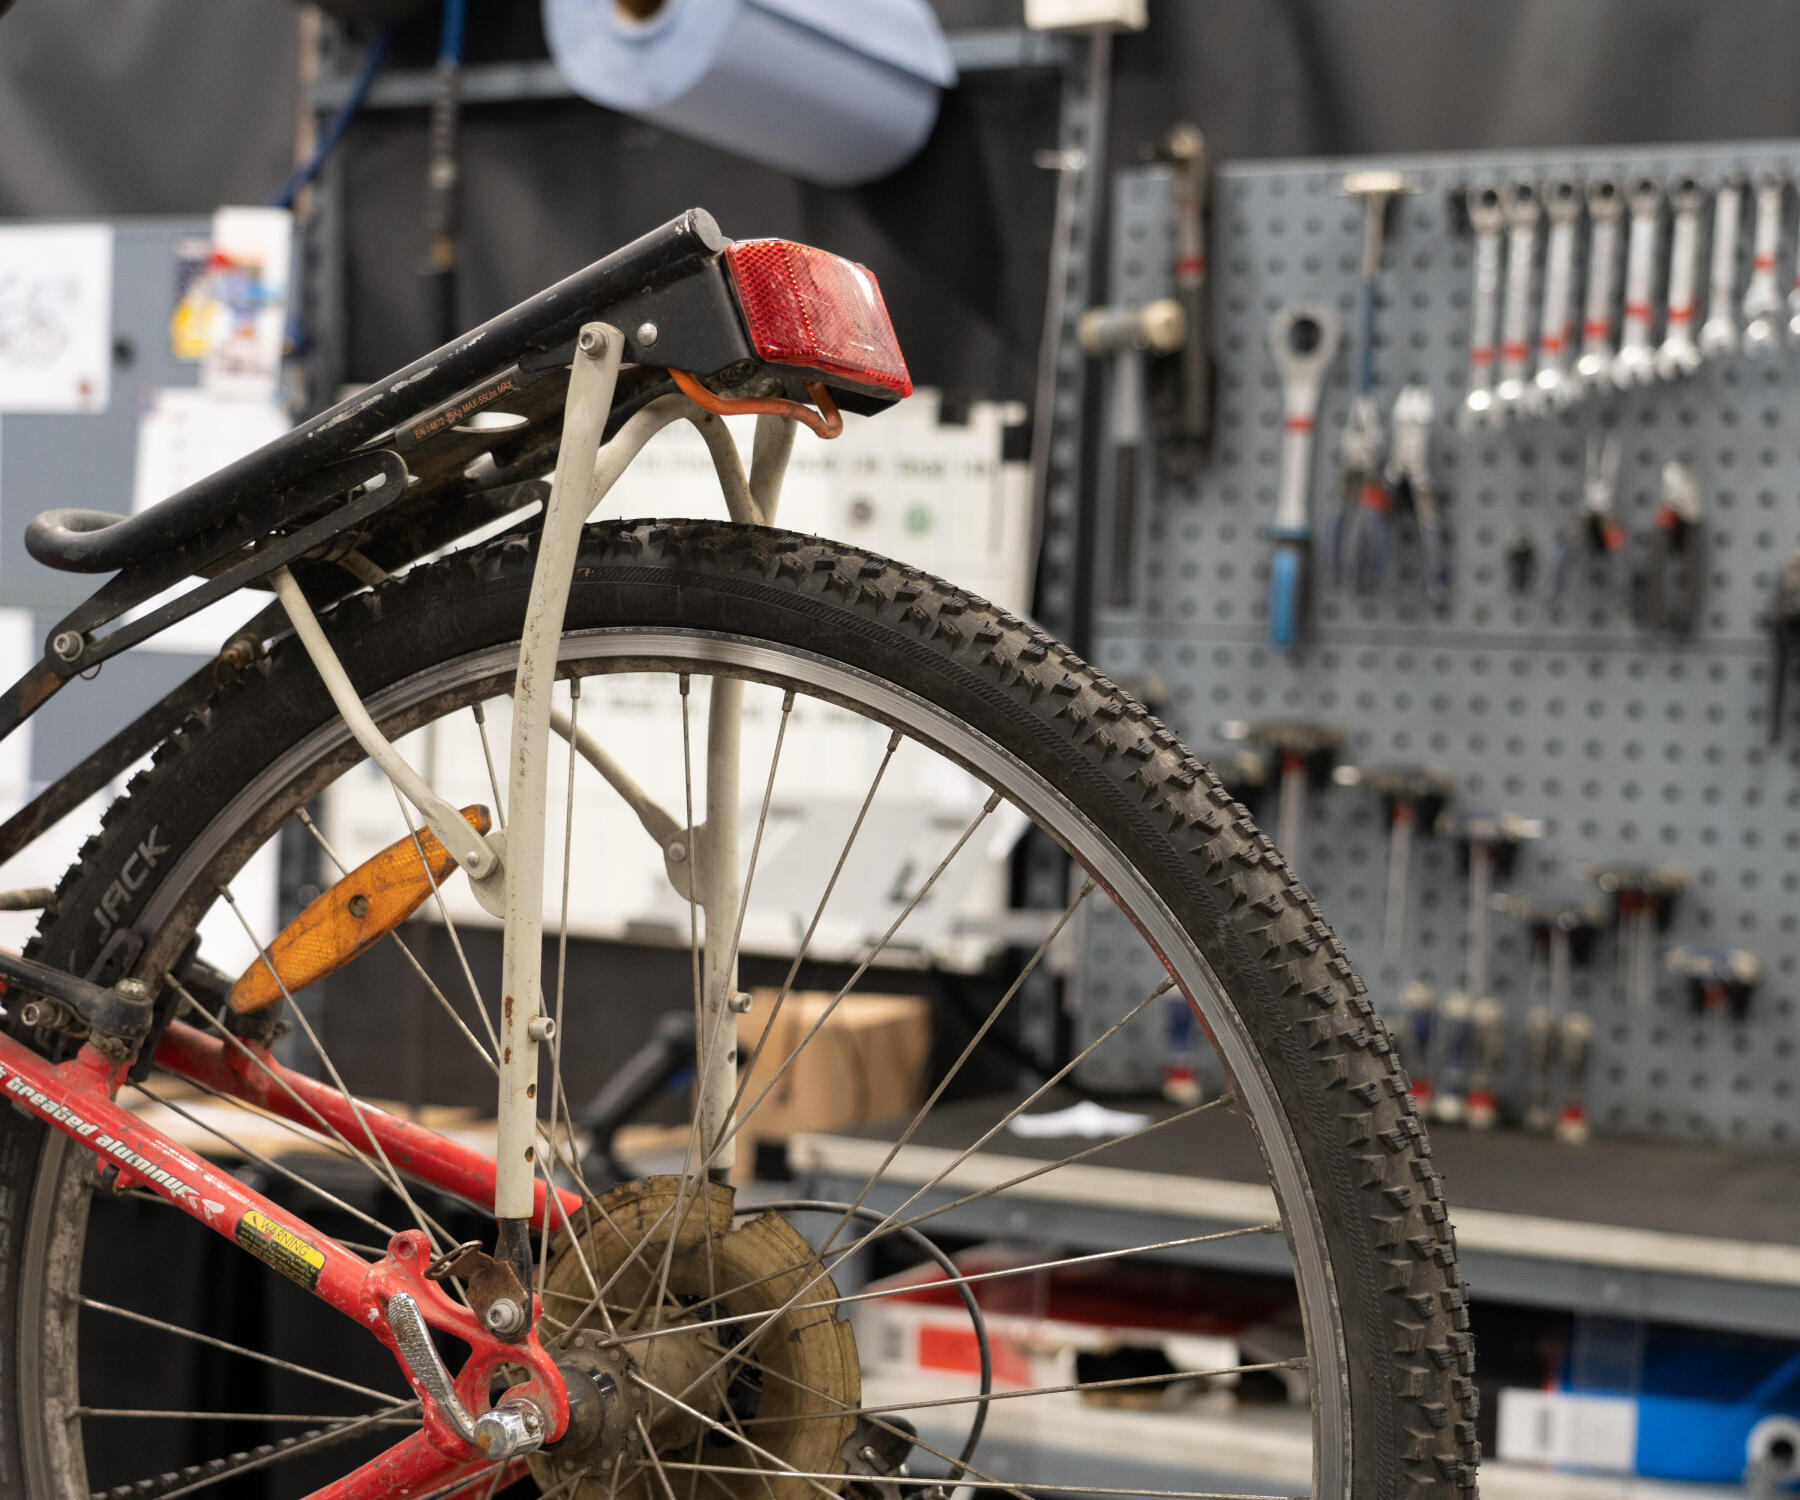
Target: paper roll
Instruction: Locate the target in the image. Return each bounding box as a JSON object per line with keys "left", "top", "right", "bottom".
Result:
{"left": 543, "top": 0, "right": 957, "bottom": 187}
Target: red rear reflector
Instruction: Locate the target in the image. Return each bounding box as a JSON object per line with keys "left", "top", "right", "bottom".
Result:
{"left": 723, "top": 239, "right": 913, "bottom": 400}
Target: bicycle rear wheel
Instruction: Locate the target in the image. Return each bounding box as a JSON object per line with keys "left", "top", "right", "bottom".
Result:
{"left": 0, "top": 520, "right": 1476, "bottom": 1499}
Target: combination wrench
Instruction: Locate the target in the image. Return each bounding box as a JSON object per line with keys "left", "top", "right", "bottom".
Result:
{"left": 1656, "top": 174, "right": 1704, "bottom": 379}
{"left": 1573, "top": 178, "right": 1623, "bottom": 395}
{"left": 1742, "top": 170, "right": 1784, "bottom": 355}
{"left": 1493, "top": 181, "right": 1541, "bottom": 416}
{"left": 1460, "top": 184, "right": 1504, "bottom": 427}
{"left": 1266, "top": 303, "right": 1341, "bottom": 650}
{"left": 1699, "top": 174, "right": 1743, "bottom": 357}
{"left": 1533, "top": 178, "right": 1581, "bottom": 409}
{"left": 1611, "top": 174, "right": 1662, "bottom": 386}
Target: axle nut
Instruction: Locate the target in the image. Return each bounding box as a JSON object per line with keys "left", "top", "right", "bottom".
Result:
{"left": 472, "top": 1397, "right": 545, "bottom": 1460}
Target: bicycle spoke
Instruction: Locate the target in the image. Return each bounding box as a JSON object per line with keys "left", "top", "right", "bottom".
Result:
{"left": 389, "top": 785, "right": 503, "bottom": 1060}
{"left": 736, "top": 1358, "right": 1307, "bottom": 1424}
{"left": 77, "top": 1296, "right": 400, "bottom": 1403}
{"left": 787, "top": 875, "right": 1097, "bottom": 1269}
{"left": 637, "top": 1413, "right": 684, "bottom": 1500}
{"left": 709, "top": 788, "right": 1003, "bottom": 1165}
{"left": 720, "top": 727, "right": 902, "bottom": 1136}
{"left": 111, "top": 1400, "right": 424, "bottom": 1500}
{"left": 723, "top": 686, "right": 794, "bottom": 976}
{"left": 542, "top": 675, "right": 585, "bottom": 1300}
{"left": 75, "top": 1407, "right": 416, "bottom": 1425}
{"left": 645, "top": 672, "right": 714, "bottom": 1331}
{"left": 170, "top": 983, "right": 456, "bottom": 1254}
{"left": 653, "top": 1467, "right": 1299, "bottom": 1500}
{"left": 470, "top": 699, "right": 506, "bottom": 827}
{"left": 130, "top": 1081, "right": 397, "bottom": 1241}
{"left": 660, "top": 979, "right": 1196, "bottom": 1364}
{"left": 628, "top": 1373, "right": 845, "bottom": 1500}
{"left": 293, "top": 806, "right": 497, "bottom": 1072}
{"left": 219, "top": 884, "right": 451, "bottom": 1253}
{"left": 577, "top": 1220, "right": 1280, "bottom": 1357}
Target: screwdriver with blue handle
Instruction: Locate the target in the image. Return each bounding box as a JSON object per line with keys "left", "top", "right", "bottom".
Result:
{"left": 1266, "top": 303, "right": 1341, "bottom": 649}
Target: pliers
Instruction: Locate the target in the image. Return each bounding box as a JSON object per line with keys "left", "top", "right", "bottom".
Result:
{"left": 1386, "top": 383, "right": 1450, "bottom": 607}
{"left": 1548, "top": 432, "right": 1628, "bottom": 600}
{"left": 1637, "top": 459, "right": 1705, "bottom": 634}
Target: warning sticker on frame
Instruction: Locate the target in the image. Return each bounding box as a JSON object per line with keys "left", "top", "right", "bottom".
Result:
{"left": 236, "top": 1210, "right": 325, "bottom": 1290}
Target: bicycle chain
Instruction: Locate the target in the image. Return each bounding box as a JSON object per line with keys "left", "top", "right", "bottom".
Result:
{"left": 89, "top": 1414, "right": 380, "bottom": 1500}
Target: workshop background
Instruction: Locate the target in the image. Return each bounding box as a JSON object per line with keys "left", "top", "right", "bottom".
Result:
{"left": 8, "top": 1, "right": 1800, "bottom": 1496}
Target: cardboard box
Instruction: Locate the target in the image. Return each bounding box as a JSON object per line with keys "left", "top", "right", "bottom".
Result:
{"left": 732, "top": 989, "right": 930, "bottom": 1177}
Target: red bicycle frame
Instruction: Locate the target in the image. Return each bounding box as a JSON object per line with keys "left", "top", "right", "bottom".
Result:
{"left": 0, "top": 1019, "right": 591, "bottom": 1499}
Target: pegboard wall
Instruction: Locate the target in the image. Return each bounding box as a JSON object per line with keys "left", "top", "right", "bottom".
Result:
{"left": 1073, "top": 141, "right": 1800, "bottom": 1147}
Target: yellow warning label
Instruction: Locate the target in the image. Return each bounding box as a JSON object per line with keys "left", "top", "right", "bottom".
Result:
{"left": 236, "top": 1210, "right": 325, "bottom": 1290}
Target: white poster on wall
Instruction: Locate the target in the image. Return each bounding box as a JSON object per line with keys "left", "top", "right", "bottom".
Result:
{"left": 0, "top": 223, "right": 113, "bottom": 414}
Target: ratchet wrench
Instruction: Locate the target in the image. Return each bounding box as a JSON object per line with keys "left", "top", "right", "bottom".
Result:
{"left": 1699, "top": 175, "right": 1743, "bottom": 356}
{"left": 1533, "top": 178, "right": 1581, "bottom": 409}
{"left": 1266, "top": 303, "right": 1341, "bottom": 650}
{"left": 1573, "top": 178, "right": 1623, "bottom": 395}
{"left": 1461, "top": 184, "right": 1504, "bottom": 427}
{"left": 1743, "top": 170, "right": 1784, "bottom": 354}
{"left": 1612, "top": 175, "right": 1662, "bottom": 386}
{"left": 1493, "top": 182, "right": 1541, "bottom": 416}
{"left": 1656, "top": 174, "right": 1704, "bottom": 379}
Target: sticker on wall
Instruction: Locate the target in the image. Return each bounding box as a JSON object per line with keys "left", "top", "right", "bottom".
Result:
{"left": 197, "top": 207, "right": 293, "bottom": 402}
{"left": 0, "top": 223, "right": 113, "bottom": 414}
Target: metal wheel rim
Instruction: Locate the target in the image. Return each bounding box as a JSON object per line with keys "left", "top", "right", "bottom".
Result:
{"left": 22, "top": 625, "right": 1350, "bottom": 1500}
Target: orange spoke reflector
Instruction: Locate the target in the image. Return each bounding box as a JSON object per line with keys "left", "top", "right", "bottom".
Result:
{"left": 228, "top": 806, "right": 492, "bottom": 1014}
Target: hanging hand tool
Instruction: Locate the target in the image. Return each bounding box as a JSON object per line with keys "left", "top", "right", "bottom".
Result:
{"left": 1506, "top": 530, "right": 1538, "bottom": 595}
{"left": 1328, "top": 171, "right": 1407, "bottom": 591}
{"left": 1160, "top": 122, "right": 1213, "bottom": 463}
{"left": 1437, "top": 810, "right": 1539, "bottom": 1125}
{"left": 1387, "top": 385, "right": 1451, "bottom": 605}
{"left": 1533, "top": 179, "right": 1582, "bottom": 409}
{"left": 1742, "top": 171, "right": 1785, "bottom": 354}
{"left": 1612, "top": 175, "right": 1663, "bottom": 386}
{"left": 1334, "top": 764, "right": 1456, "bottom": 968}
{"left": 1524, "top": 1005, "right": 1555, "bottom": 1134}
{"left": 1765, "top": 542, "right": 1800, "bottom": 742}
{"left": 422, "top": 0, "right": 468, "bottom": 346}
{"left": 1588, "top": 863, "right": 1688, "bottom": 1008}
{"left": 1266, "top": 303, "right": 1341, "bottom": 649}
{"left": 1222, "top": 718, "right": 1346, "bottom": 874}
{"left": 1638, "top": 459, "right": 1705, "bottom": 634}
{"left": 1548, "top": 432, "right": 1627, "bottom": 603}
{"left": 1573, "top": 178, "right": 1624, "bottom": 397}
{"left": 1466, "top": 995, "right": 1508, "bottom": 1131}
{"left": 1399, "top": 981, "right": 1437, "bottom": 1111}
{"left": 1461, "top": 184, "right": 1505, "bottom": 427}
{"left": 1557, "top": 1012, "right": 1595, "bottom": 1145}
{"left": 1080, "top": 299, "right": 1186, "bottom": 608}
{"left": 1502, "top": 898, "right": 1602, "bottom": 1135}
{"left": 1668, "top": 945, "right": 1760, "bottom": 1020}
{"left": 1493, "top": 181, "right": 1542, "bottom": 417}
{"left": 1700, "top": 175, "right": 1744, "bottom": 356}
{"left": 1655, "top": 174, "right": 1705, "bottom": 379}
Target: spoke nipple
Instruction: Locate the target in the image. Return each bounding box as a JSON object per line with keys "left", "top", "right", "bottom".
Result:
{"left": 527, "top": 1015, "right": 557, "bottom": 1043}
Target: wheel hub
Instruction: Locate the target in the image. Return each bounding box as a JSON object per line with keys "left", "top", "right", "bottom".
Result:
{"left": 530, "top": 1176, "right": 863, "bottom": 1499}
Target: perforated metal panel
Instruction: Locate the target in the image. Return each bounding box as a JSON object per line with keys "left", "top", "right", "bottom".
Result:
{"left": 1073, "top": 143, "right": 1800, "bottom": 1147}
